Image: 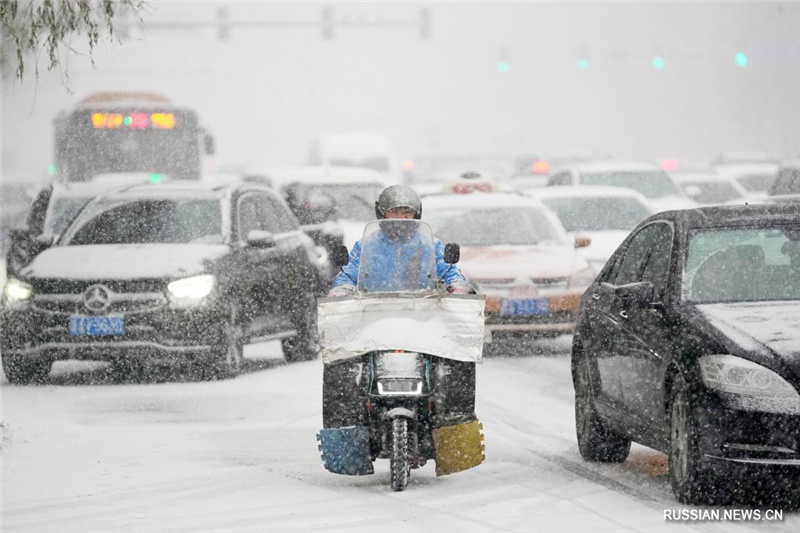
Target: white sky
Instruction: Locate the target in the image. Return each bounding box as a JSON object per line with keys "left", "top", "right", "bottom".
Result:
{"left": 2, "top": 1, "right": 799, "bottom": 179}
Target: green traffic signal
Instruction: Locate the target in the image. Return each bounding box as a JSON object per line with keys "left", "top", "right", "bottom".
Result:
{"left": 497, "top": 61, "right": 511, "bottom": 74}
{"left": 735, "top": 52, "right": 748, "bottom": 67}
{"left": 652, "top": 56, "right": 665, "bottom": 69}
{"left": 576, "top": 58, "right": 589, "bottom": 71}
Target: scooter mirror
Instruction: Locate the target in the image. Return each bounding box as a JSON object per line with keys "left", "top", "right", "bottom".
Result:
{"left": 331, "top": 244, "right": 349, "bottom": 268}
{"left": 444, "top": 243, "right": 460, "bottom": 264}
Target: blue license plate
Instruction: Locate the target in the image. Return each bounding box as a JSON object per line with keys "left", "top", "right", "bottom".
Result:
{"left": 68, "top": 316, "right": 125, "bottom": 336}
{"left": 500, "top": 298, "right": 550, "bottom": 317}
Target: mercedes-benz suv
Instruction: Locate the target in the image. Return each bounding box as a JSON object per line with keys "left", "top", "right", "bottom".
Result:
{"left": 1, "top": 181, "right": 327, "bottom": 383}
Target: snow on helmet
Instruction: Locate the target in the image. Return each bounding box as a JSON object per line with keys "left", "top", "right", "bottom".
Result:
{"left": 374, "top": 184, "right": 422, "bottom": 219}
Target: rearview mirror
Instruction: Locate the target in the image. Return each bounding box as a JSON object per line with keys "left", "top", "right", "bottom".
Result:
{"left": 331, "top": 244, "right": 349, "bottom": 268}
{"left": 444, "top": 242, "right": 460, "bottom": 264}
{"left": 246, "top": 230, "right": 276, "bottom": 249}
{"left": 204, "top": 133, "right": 215, "bottom": 156}
{"left": 615, "top": 281, "right": 655, "bottom": 309}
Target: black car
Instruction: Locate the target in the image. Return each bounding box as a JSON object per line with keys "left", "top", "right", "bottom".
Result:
{"left": 1, "top": 181, "right": 327, "bottom": 383}
{"left": 572, "top": 203, "right": 800, "bottom": 505}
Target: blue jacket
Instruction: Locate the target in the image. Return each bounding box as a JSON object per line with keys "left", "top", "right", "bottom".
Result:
{"left": 333, "top": 233, "right": 467, "bottom": 291}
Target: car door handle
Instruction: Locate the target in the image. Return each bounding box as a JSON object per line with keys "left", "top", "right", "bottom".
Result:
{"left": 619, "top": 309, "right": 629, "bottom": 319}
{"left": 592, "top": 293, "right": 600, "bottom": 300}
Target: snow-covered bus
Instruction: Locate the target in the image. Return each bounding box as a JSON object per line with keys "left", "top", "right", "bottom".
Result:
{"left": 53, "top": 92, "right": 214, "bottom": 182}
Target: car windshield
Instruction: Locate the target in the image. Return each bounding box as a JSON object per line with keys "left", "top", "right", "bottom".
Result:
{"left": 427, "top": 207, "right": 564, "bottom": 246}
{"left": 46, "top": 197, "right": 95, "bottom": 236}
{"left": 736, "top": 173, "right": 776, "bottom": 192}
{"left": 296, "top": 183, "right": 382, "bottom": 222}
{"left": 541, "top": 197, "right": 651, "bottom": 231}
{"left": 65, "top": 199, "right": 223, "bottom": 245}
{"left": 684, "top": 225, "right": 800, "bottom": 303}
{"left": 579, "top": 171, "right": 680, "bottom": 198}
{"left": 328, "top": 157, "right": 390, "bottom": 173}
{"left": 680, "top": 181, "right": 743, "bottom": 203}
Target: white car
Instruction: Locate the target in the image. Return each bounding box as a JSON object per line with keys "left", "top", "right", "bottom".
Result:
{"left": 424, "top": 192, "right": 595, "bottom": 337}
{"left": 524, "top": 186, "right": 655, "bottom": 273}
{"left": 669, "top": 171, "right": 749, "bottom": 206}
{"left": 546, "top": 159, "right": 696, "bottom": 212}
{"left": 713, "top": 162, "right": 779, "bottom": 195}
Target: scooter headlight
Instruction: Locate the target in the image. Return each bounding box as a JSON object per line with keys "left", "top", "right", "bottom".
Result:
{"left": 377, "top": 379, "right": 424, "bottom": 396}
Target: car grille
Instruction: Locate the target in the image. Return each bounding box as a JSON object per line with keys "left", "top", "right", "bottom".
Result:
{"left": 32, "top": 293, "right": 168, "bottom": 315}
{"left": 31, "top": 278, "right": 166, "bottom": 294}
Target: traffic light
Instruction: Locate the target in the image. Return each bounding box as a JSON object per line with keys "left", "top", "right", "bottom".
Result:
{"left": 216, "top": 7, "right": 230, "bottom": 41}
{"left": 735, "top": 52, "right": 748, "bottom": 67}
{"left": 418, "top": 8, "right": 431, "bottom": 40}
{"left": 496, "top": 61, "right": 511, "bottom": 74}
{"left": 321, "top": 7, "right": 334, "bottom": 40}
{"left": 652, "top": 55, "right": 665, "bottom": 69}
{"left": 576, "top": 58, "right": 589, "bottom": 71}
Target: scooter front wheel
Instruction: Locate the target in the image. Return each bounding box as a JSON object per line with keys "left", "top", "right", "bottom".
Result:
{"left": 390, "top": 418, "right": 411, "bottom": 492}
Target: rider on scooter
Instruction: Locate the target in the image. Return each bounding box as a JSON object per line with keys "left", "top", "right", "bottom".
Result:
{"left": 328, "top": 185, "right": 471, "bottom": 297}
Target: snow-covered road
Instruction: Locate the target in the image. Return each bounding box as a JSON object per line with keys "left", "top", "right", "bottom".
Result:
{"left": 2, "top": 338, "right": 797, "bottom": 533}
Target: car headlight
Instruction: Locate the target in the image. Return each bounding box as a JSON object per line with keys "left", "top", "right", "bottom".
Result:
{"left": 699, "top": 354, "right": 800, "bottom": 414}
{"left": 167, "top": 274, "right": 215, "bottom": 306}
{"left": 3, "top": 278, "right": 33, "bottom": 306}
{"left": 568, "top": 266, "right": 596, "bottom": 290}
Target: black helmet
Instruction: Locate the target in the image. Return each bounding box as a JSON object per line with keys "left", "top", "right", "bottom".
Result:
{"left": 374, "top": 184, "right": 422, "bottom": 219}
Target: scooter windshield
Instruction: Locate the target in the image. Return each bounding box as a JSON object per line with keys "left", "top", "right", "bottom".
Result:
{"left": 356, "top": 220, "right": 438, "bottom": 293}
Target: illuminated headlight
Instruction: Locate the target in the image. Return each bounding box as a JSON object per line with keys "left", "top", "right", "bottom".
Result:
{"left": 568, "top": 266, "right": 596, "bottom": 289}
{"left": 3, "top": 278, "right": 33, "bottom": 307}
{"left": 377, "top": 379, "right": 423, "bottom": 396}
{"left": 167, "top": 274, "right": 215, "bottom": 307}
{"left": 699, "top": 355, "right": 800, "bottom": 414}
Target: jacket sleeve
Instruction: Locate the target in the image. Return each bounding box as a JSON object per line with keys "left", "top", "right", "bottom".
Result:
{"left": 332, "top": 240, "right": 361, "bottom": 288}
{"left": 435, "top": 240, "right": 467, "bottom": 287}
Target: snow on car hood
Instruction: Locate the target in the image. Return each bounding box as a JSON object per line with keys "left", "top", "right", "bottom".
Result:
{"left": 22, "top": 244, "right": 229, "bottom": 280}
{"left": 697, "top": 301, "right": 800, "bottom": 360}
{"left": 459, "top": 245, "right": 587, "bottom": 279}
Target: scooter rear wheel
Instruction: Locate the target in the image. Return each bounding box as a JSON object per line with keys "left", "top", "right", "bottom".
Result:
{"left": 390, "top": 418, "right": 410, "bottom": 492}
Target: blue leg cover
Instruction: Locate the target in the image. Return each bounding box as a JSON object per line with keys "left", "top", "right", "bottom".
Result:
{"left": 317, "top": 426, "right": 374, "bottom": 476}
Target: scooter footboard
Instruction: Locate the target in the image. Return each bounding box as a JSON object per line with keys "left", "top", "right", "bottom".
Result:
{"left": 431, "top": 420, "right": 485, "bottom": 476}
{"left": 317, "top": 426, "right": 374, "bottom": 476}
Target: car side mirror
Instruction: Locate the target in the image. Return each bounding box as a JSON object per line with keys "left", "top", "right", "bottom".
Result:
{"left": 574, "top": 235, "right": 591, "bottom": 249}
{"left": 331, "top": 244, "right": 349, "bottom": 268}
{"left": 444, "top": 243, "right": 460, "bottom": 264}
{"left": 245, "top": 230, "right": 276, "bottom": 249}
{"left": 204, "top": 133, "right": 215, "bottom": 156}
{"left": 615, "top": 281, "right": 655, "bottom": 309}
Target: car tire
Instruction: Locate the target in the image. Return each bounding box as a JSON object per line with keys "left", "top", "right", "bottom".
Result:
{"left": 669, "top": 373, "right": 730, "bottom": 505}
{"left": 574, "top": 352, "right": 631, "bottom": 463}
{"left": 282, "top": 293, "right": 318, "bottom": 363}
{"left": 2, "top": 355, "right": 52, "bottom": 385}
{"left": 204, "top": 320, "right": 244, "bottom": 380}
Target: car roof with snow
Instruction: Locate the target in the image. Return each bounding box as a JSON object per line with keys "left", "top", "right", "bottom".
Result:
{"left": 646, "top": 202, "right": 800, "bottom": 229}
{"left": 259, "top": 166, "right": 390, "bottom": 187}
{"left": 524, "top": 185, "right": 652, "bottom": 202}
{"left": 423, "top": 191, "right": 548, "bottom": 210}
{"left": 713, "top": 162, "right": 779, "bottom": 176}
{"left": 556, "top": 159, "right": 663, "bottom": 174}
{"left": 669, "top": 171, "right": 743, "bottom": 183}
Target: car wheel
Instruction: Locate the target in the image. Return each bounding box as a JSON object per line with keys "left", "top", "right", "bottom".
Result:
{"left": 574, "top": 353, "right": 631, "bottom": 463}
{"left": 669, "top": 373, "right": 730, "bottom": 505}
{"left": 282, "top": 293, "right": 318, "bottom": 363}
{"left": 204, "top": 321, "right": 243, "bottom": 380}
{"left": 2, "top": 355, "right": 52, "bottom": 384}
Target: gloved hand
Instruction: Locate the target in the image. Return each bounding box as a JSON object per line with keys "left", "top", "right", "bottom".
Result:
{"left": 328, "top": 284, "right": 356, "bottom": 298}
{"left": 446, "top": 283, "right": 471, "bottom": 295}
